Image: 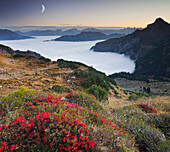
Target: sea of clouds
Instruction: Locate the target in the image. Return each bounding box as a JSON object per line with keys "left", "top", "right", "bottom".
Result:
{"left": 0, "top": 36, "right": 135, "bottom": 75}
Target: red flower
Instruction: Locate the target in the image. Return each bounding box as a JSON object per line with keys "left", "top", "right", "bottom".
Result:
{"left": 86, "top": 136, "right": 89, "bottom": 142}
{"left": 31, "top": 105, "right": 35, "bottom": 109}
{"left": 29, "top": 118, "right": 34, "bottom": 121}
{"left": 1, "top": 142, "right": 6, "bottom": 146}
{"left": 89, "top": 141, "right": 96, "bottom": 149}
{"left": 2, "top": 124, "right": 7, "bottom": 128}
{"left": 28, "top": 134, "right": 33, "bottom": 139}
{"left": 4, "top": 146, "right": 9, "bottom": 150}
{"left": 85, "top": 129, "right": 89, "bottom": 133}
{"left": 0, "top": 146, "right": 4, "bottom": 151}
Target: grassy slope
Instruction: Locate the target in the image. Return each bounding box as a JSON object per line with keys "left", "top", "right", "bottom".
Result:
{"left": 0, "top": 54, "right": 169, "bottom": 152}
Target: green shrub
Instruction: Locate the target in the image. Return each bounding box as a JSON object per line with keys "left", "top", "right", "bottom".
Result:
{"left": 65, "top": 91, "right": 105, "bottom": 113}
{"left": 39, "top": 57, "right": 51, "bottom": 62}
{"left": 13, "top": 54, "right": 26, "bottom": 58}
{"left": 81, "top": 73, "right": 110, "bottom": 90}
{"left": 113, "top": 105, "right": 168, "bottom": 152}
{"left": 0, "top": 86, "right": 47, "bottom": 116}
{"left": 128, "top": 93, "right": 139, "bottom": 100}
{"left": 149, "top": 113, "right": 170, "bottom": 139}
{"left": 86, "top": 85, "right": 108, "bottom": 101}
{"left": 52, "top": 85, "right": 72, "bottom": 93}
{"left": 57, "top": 59, "right": 79, "bottom": 70}
{"left": 74, "top": 86, "right": 84, "bottom": 91}
{"left": 73, "top": 69, "right": 88, "bottom": 78}
{"left": 26, "top": 56, "right": 36, "bottom": 59}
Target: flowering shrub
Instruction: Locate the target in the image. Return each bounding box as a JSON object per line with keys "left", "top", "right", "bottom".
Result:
{"left": 0, "top": 112, "right": 95, "bottom": 151}
{"left": 137, "top": 102, "right": 158, "bottom": 113}
{"left": 0, "top": 142, "right": 17, "bottom": 151}
{"left": 0, "top": 90, "right": 135, "bottom": 151}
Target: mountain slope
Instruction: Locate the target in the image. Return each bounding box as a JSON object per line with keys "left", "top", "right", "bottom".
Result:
{"left": 0, "top": 29, "right": 32, "bottom": 40}
{"left": 92, "top": 18, "right": 170, "bottom": 60}
{"left": 134, "top": 42, "right": 170, "bottom": 79}
{"left": 0, "top": 50, "right": 169, "bottom": 152}
{"left": 92, "top": 18, "right": 170, "bottom": 79}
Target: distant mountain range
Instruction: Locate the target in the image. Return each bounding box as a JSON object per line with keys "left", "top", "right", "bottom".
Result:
{"left": 16, "top": 28, "right": 81, "bottom": 36}
{"left": 53, "top": 31, "right": 125, "bottom": 41}
{"left": 92, "top": 18, "right": 170, "bottom": 79}
{"left": 15, "top": 27, "right": 141, "bottom": 37}
{"left": 0, "top": 29, "right": 32, "bottom": 40}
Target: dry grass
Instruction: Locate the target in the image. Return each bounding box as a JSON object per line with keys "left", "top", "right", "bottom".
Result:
{"left": 0, "top": 55, "right": 74, "bottom": 96}
{"left": 0, "top": 55, "right": 89, "bottom": 96}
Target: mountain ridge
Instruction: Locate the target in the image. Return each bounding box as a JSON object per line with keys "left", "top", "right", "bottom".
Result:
{"left": 92, "top": 18, "right": 170, "bottom": 59}
{"left": 14, "top": 27, "right": 141, "bottom": 36}
{"left": 0, "top": 29, "right": 33, "bottom": 40}
{"left": 53, "top": 31, "right": 125, "bottom": 42}
{"left": 92, "top": 17, "right": 170, "bottom": 79}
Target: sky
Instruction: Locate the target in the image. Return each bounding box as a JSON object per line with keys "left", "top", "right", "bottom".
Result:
{"left": 0, "top": 0, "right": 169, "bottom": 28}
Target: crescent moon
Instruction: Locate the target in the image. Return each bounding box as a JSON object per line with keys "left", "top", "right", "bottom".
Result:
{"left": 41, "top": 4, "right": 45, "bottom": 13}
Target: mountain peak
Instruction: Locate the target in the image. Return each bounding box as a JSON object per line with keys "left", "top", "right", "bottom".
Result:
{"left": 155, "top": 17, "right": 165, "bottom": 22}
{"left": 154, "top": 17, "right": 168, "bottom": 25}
{"left": 143, "top": 17, "right": 170, "bottom": 35}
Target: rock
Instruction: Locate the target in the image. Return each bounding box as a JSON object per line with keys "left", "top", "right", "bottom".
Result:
{"left": 67, "top": 80, "right": 71, "bottom": 83}
{"left": 71, "top": 76, "right": 76, "bottom": 79}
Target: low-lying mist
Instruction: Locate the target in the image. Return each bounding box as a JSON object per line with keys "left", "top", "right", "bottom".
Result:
{"left": 0, "top": 36, "right": 135, "bottom": 75}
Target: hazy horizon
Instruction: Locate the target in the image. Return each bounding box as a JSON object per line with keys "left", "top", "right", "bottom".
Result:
{"left": 0, "top": 0, "right": 169, "bottom": 28}
{"left": 0, "top": 25, "right": 137, "bottom": 32}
